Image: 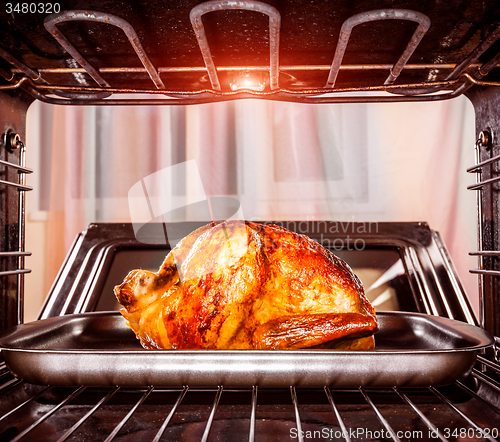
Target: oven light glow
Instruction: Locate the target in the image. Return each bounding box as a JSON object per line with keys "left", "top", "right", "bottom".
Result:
{"left": 229, "top": 71, "right": 266, "bottom": 91}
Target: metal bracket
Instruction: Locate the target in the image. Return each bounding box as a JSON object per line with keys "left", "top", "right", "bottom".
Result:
{"left": 2, "top": 130, "right": 23, "bottom": 153}
{"left": 190, "top": 0, "right": 281, "bottom": 91}
{"left": 478, "top": 130, "right": 491, "bottom": 149}
{"left": 44, "top": 10, "right": 165, "bottom": 98}
{"left": 494, "top": 337, "right": 500, "bottom": 363}
{"left": 326, "top": 9, "right": 431, "bottom": 88}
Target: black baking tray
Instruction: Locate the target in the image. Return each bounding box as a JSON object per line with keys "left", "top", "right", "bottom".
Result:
{"left": 0, "top": 311, "right": 493, "bottom": 388}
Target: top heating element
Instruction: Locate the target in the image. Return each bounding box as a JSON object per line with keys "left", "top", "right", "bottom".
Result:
{"left": 0, "top": 0, "right": 500, "bottom": 104}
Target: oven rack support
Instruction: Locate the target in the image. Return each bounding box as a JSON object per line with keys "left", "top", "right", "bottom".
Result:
{"left": 1, "top": 5, "right": 500, "bottom": 104}
{"left": 0, "top": 133, "right": 33, "bottom": 327}
{"left": 1, "top": 364, "right": 500, "bottom": 442}
{"left": 467, "top": 86, "right": 500, "bottom": 340}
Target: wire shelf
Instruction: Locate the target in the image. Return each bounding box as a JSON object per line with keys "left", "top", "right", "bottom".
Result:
{"left": 1, "top": 362, "right": 500, "bottom": 442}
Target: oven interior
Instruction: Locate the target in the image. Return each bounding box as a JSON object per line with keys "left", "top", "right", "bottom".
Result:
{"left": 1, "top": 1, "right": 500, "bottom": 441}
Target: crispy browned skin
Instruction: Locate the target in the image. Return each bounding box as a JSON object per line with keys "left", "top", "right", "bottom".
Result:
{"left": 114, "top": 221, "right": 378, "bottom": 350}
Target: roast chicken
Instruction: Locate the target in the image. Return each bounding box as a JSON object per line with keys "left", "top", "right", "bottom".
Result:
{"left": 115, "top": 221, "right": 378, "bottom": 350}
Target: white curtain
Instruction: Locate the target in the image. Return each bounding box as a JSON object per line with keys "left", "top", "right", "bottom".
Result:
{"left": 26, "top": 96, "right": 478, "bottom": 312}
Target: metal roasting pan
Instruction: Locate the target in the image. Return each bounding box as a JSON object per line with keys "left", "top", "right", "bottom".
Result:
{"left": 0, "top": 311, "right": 493, "bottom": 388}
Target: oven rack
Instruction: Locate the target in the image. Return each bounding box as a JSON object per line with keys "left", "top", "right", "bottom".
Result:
{"left": 1, "top": 3, "right": 500, "bottom": 105}
{"left": 1, "top": 359, "right": 499, "bottom": 442}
